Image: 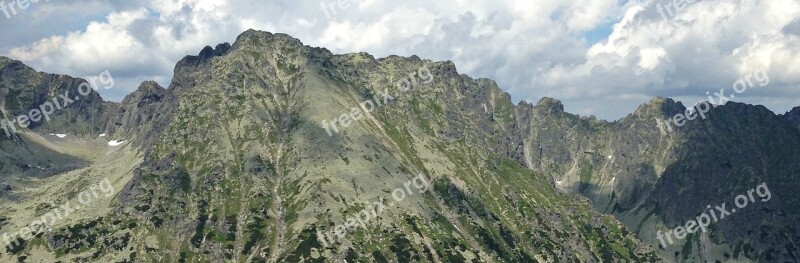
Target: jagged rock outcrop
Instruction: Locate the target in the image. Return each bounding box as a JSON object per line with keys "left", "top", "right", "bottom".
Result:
{"left": 10, "top": 30, "right": 658, "bottom": 262}
{"left": 1, "top": 30, "right": 798, "bottom": 263}
{"left": 517, "top": 95, "right": 800, "bottom": 262}
{"left": 0, "top": 57, "right": 113, "bottom": 136}
{"left": 0, "top": 57, "right": 112, "bottom": 179}
{"left": 105, "top": 80, "right": 177, "bottom": 150}
{"left": 784, "top": 106, "right": 800, "bottom": 132}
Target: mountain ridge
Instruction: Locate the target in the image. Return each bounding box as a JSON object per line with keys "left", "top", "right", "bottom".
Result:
{"left": 0, "top": 29, "right": 798, "bottom": 262}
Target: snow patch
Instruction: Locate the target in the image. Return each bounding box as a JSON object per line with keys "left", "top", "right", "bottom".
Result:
{"left": 108, "top": 140, "right": 126, "bottom": 146}
{"left": 555, "top": 180, "right": 563, "bottom": 185}
{"left": 99, "top": 133, "right": 107, "bottom": 137}
{"left": 49, "top": 133, "right": 67, "bottom": 138}
{"left": 607, "top": 155, "right": 613, "bottom": 159}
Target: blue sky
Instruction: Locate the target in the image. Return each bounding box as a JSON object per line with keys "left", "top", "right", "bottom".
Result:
{"left": 1, "top": 0, "right": 799, "bottom": 120}
{"left": 584, "top": 23, "right": 614, "bottom": 45}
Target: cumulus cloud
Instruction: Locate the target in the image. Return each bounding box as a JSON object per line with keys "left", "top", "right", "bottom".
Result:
{"left": 0, "top": 0, "right": 797, "bottom": 119}
{"left": 553, "top": 0, "right": 800, "bottom": 117}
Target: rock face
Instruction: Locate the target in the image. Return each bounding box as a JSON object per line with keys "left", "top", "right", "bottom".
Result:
{"left": 104, "top": 80, "right": 177, "bottom": 150}
{"left": 784, "top": 106, "right": 800, "bottom": 132}
{"left": 0, "top": 30, "right": 798, "bottom": 262}
{"left": 518, "top": 97, "right": 800, "bottom": 262}
{"left": 93, "top": 30, "right": 658, "bottom": 262}
{"left": 0, "top": 57, "right": 113, "bottom": 136}
{"left": 0, "top": 57, "right": 111, "bottom": 179}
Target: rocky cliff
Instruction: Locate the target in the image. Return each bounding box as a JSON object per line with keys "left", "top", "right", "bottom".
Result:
{"left": 1, "top": 30, "right": 798, "bottom": 262}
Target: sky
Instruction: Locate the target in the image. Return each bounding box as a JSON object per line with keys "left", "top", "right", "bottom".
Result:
{"left": 0, "top": 0, "right": 798, "bottom": 120}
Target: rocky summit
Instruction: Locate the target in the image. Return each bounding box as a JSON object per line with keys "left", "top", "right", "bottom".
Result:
{"left": 0, "top": 30, "right": 797, "bottom": 262}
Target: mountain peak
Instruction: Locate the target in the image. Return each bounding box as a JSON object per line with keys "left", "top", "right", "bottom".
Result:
{"left": 133, "top": 81, "right": 166, "bottom": 95}
{"left": 534, "top": 97, "right": 564, "bottom": 114}
{"left": 0, "top": 56, "right": 32, "bottom": 73}
{"left": 174, "top": 43, "right": 232, "bottom": 72}
{"left": 784, "top": 106, "right": 800, "bottom": 116}
{"left": 632, "top": 96, "right": 685, "bottom": 119}
{"left": 233, "top": 29, "right": 305, "bottom": 49}
{"left": 199, "top": 43, "right": 232, "bottom": 58}
{"left": 5, "top": 30, "right": 800, "bottom": 263}
{"left": 122, "top": 80, "right": 169, "bottom": 108}
{"left": 786, "top": 106, "right": 800, "bottom": 131}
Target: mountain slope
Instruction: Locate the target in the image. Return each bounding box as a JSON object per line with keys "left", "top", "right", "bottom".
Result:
{"left": 1, "top": 29, "right": 798, "bottom": 263}
{"left": 517, "top": 96, "right": 800, "bottom": 262}
{"left": 106, "top": 30, "right": 659, "bottom": 262}
{"left": 783, "top": 106, "right": 800, "bottom": 132}
{"left": 0, "top": 30, "right": 661, "bottom": 262}
{"left": 0, "top": 57, "right": 114, "bottom": 180}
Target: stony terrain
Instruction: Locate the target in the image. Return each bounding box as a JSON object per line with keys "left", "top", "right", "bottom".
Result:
{"left": 518, "top": 97, "right": 800, "bottom": 262}
{"left": 0, "top": 30, "right": 797, "bottom": 262}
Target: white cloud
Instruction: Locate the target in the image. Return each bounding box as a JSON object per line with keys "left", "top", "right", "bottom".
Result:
{"left": 8, "top": 36, "right": 64, "bottom": 61}
{"left": 0, "top": 0, "right": 797, "bottom": 119}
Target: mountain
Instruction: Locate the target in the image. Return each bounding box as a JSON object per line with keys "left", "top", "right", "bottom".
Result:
{"left": 0, "top": 29, "right": 797, "bottom": 262}
{"left": 0, "top": 57, "right": 114, "bottom": 180}
{"left": 784, "top": 106, "right": 800, "bottom": 132}
{"left": 519, "top": 97, "right": 800, "bottom": 262}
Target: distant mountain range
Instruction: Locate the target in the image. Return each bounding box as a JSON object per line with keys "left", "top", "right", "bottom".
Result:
{"left": 0, "top": 30, "right": 797, "bottom": 262}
